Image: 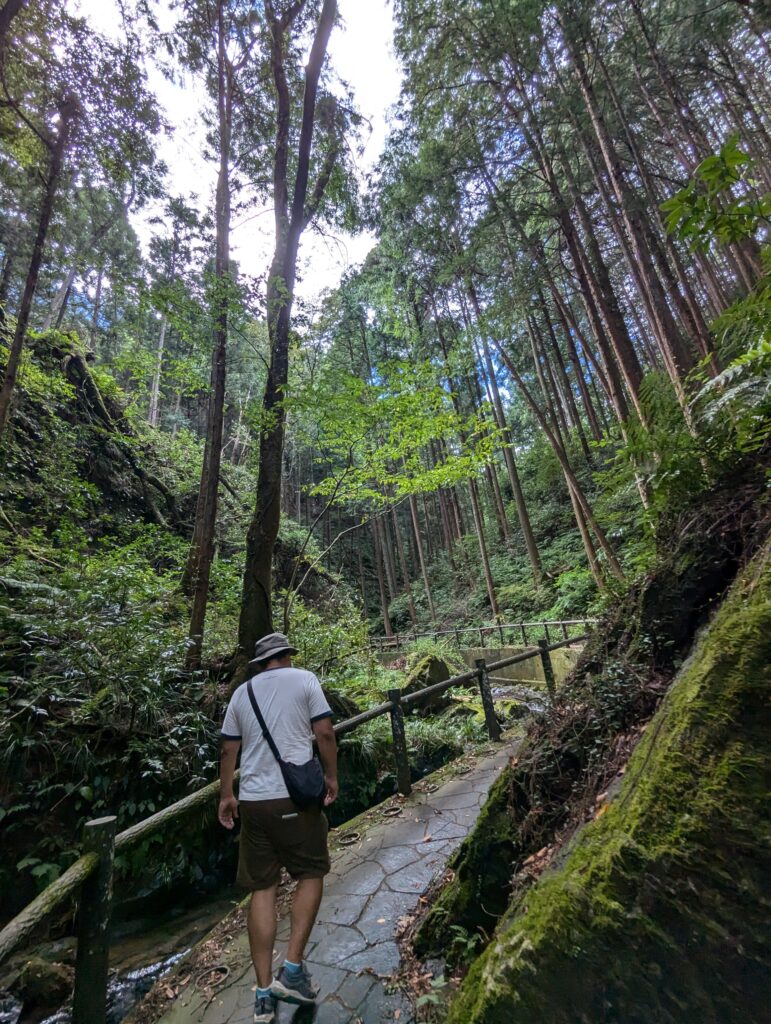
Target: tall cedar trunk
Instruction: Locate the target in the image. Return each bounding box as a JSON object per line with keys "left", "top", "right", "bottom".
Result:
{"left": 496, "top": 73, "right": 637, "bottom": 424}
{"left": 552, "top": 132, "right": 646, "bottom": 418}
{"left": 493, "top": 335, "right": 625, "bottom": 583}
{"left": 408, "top": 493, "right": 437, "bottom": 624}
{"left": 183, "top": 3, "right": 232, "bottom": 668}
{"left": 42, "top": 266, "right": 76, "bottom": 330}
{"left": 377, "top": 513, "right": 398, "bottom": 602}
{"left": 465, "top": 284, "right": 542, "bottom": 580}
{"left": 484, "top": 461, "right": 509, "bottom": 542}
{"left": 147, "top": 316, "right": 167, "bottom": 428}
{"left": 480, "top": 165, "right": 613, "bottom": 437}
{"left": 90, "top": 263, "right": 103, "bottom": 348}
{"left": 238, "top": 0, "right": 337, "bottom": 660}
{"left": 0, "top": 95, "right": 76, "bottom": 444}
{"left": 587, "top": 35, "right": 718, "bottom": 369}
{"left": 357, "top": 548, "right": 367, "bottom": 614}
{"left": 392, "top": 506, "right": 417, "bottom": 625}
{"left": 148, "top": 237, "right": 178, "bottom": 427}
{"left": 371, "top": 519, "right": 393, "bottom": 636}
{"left": 468, "top": 477, "right": 500, "bottom": 620}
{"left": 0, "top": 251, "right": 14, "bottom": 307}
{"left": 559, "top": 18, "right": 696, "bottom": 391}
{"left": 539, "top": 291, "right": 592, "bottom": 459}
{"left": 421, "top": 493, "right": 436, "bottom": 561}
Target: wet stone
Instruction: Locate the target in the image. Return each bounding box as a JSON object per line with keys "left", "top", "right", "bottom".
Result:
{"left": 302, "top": 961, "right": 347, "bottom": 1000}
{"left": 336, "top": 939, "right": 400, "bottom": 975}
{"left": 309, "top": 924, "right": 369, "bottom": 966}
{"left": 336, "top": 970, "right": 376, "bottom": 1011}
{"left": 379, "top": 821, "right": 430, "bottom": 848}
{"left": 316, "top": 897, "right": 366, "bottom": 927}
{"left": 333, "top": 861, "right": 386, "bottom": 896}
{"left": 372, "top": 843, "right": 422, "bottom": 873}
{"left": 432, "top": 789, "right": 481, "bottom": 810}
{"left": 387, "top": 856, "right": 442, "bottom": 894}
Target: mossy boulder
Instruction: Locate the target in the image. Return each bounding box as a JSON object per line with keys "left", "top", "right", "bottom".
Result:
{"left": 448, "top": 553, "right": 771, "bottom": 1023}
{"left": 14, "top": 957, "right": 71, "bottom": 1010}
{"left": 322, "top": 687, "right": 360, "bottom": 721}
{"left": 402, "top": 654, "right": 452, "bottom": 714}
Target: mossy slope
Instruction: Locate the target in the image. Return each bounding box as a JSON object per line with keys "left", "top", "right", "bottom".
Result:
{"left": 448, "top": 551, "right": 771, "bottom": 1023}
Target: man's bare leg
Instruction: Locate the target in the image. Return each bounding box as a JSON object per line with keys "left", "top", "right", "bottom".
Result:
{"left": 248, "top": 885, "right": 278, "bottom": 988}
{"left": 286, "top": 877, "right": 323, "bottom": 964}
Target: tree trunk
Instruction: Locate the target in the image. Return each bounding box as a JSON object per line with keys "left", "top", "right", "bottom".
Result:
{"left": 183, "top": 2, "right": 232, "bottom": 668}
{"left": 378, "top": 512, "right": 399, "bottom": 602}
{"left": 238, "top": 0, "right": 337, "bottom": 660}
{"left": 468, "top": 477, "right": 500, "bottom": 620}
{"left": 408, "top": 493, "right": 437, "bottom": 624}
{"left": 0, "top": 95, "right": 76, "bottom": 444}
{"left": 494, "top": 335, "right": 625, "bottom": 583}
{"left": 147, "top": 315, "right": 167, "bottom": 428}
{"left": 0, "top": 251, "right": 15, "bottom": 308}
{"left": 466, "top": 285, "right": 542, "bottom": 581}
{"left": 90, "top": 263, "right": 103, "bottom": 348}
{"left": 371, "top": 519, "right": 393, "bottom": 637}
{"left": 392, "top": 506, "right": 417, "bottom": 625}
{"left": 42, "top": 265, "right": 76, "bottom": 331}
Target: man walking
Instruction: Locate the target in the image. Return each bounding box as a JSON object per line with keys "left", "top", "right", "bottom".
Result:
{"left": 218, "top": 632, "right": 338, "bottom": 1023}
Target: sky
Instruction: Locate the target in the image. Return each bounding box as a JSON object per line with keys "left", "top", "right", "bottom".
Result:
{"left": 71, "top": 0, "right": 403, "bottom": 303}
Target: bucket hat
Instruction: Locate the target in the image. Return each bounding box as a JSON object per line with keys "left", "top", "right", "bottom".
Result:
{"left": 252, "top": 631, "right": 298, "bottom": 664}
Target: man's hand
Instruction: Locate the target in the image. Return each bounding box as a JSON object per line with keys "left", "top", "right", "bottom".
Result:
{"left": 218, "top": 795, "right": 239, "bottom": 829}
{"left": 313, "top": 717, "right": 338, "bottom": 808}
{"left": 323, "top": 776, "right": 338, "bottom": 807}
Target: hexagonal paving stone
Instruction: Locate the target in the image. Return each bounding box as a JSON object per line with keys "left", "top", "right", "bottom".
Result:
{"left": 308, "top": 924, "right": 369, "bottom": 966}
{"left": 333, "top": 860, "right": 386, "bottom": 896}
{"left": 336, "top": 939, "right": 400, "bottom": 975}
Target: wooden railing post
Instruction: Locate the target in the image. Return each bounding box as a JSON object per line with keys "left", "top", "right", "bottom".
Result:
{"left": 387, "top": 689, "right": 412, "bottom": 796}
{"left": 538, "top": 639, "right": 556, "bottom": 701}
{"left": 543, "top": 622, "right": 551, "bottom": 643}
{"left": 475, "top": 658, "right": 501, "bottom": 741}
{"left": 561, "top": 621, "right": 569, "bottom": 640}
{"left": 520, "top": 624, "right": 527, "bottom": 645}
{"left": 73, "top": 816, "right": 116, "bottom": 1024}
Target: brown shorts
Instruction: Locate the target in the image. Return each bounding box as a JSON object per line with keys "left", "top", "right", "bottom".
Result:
{"left": 237, "top": 798, "right": 330, "bottom": 891}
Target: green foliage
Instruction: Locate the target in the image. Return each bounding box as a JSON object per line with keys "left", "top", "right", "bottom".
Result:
{"left": 661, "top": 136, "right": 771, "bottom": 248}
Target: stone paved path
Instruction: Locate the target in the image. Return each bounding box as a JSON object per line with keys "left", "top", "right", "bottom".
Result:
{"left": 157, "top": 741, "right": 515, "bottom": 1024}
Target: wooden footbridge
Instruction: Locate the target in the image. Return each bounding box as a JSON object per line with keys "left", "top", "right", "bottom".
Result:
{"left": 0, "top": 620, "right": 592, "bottom": 1023}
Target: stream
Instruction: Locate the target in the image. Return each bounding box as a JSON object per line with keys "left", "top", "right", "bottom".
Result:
{"left": 0, "top": 887, "right": 242, "bottom": 1024}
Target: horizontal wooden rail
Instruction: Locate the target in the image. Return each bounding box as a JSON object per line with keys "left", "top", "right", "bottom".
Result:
{"left": 313, "top": 617, "right": 594, "bottom": 674}
{"left": 0, "top": 631, "right": 592, "bottom": 971}
{"left": 0, "top": 852, "right": 98, "bottom": 964}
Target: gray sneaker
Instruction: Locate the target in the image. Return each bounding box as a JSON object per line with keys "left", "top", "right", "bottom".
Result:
{"left": 253, "top": 993, "right": 275, "bottom": 1023}
{"left": 271, "top": 964, "right": 319, "bottom": 1005}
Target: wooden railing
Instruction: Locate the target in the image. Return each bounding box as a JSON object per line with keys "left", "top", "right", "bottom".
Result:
{"left": 368, "top": 618, "right": 595, "bottom": 653}
{"left": 0, "top": 633, "right": 588, "bottom": 1020}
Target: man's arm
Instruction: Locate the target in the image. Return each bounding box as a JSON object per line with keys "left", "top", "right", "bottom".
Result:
{"left": 218, "top": 739, "right": 241, "bottom": 828}
{"left": 312, "top": 717, "right": 338, "bottom": 806}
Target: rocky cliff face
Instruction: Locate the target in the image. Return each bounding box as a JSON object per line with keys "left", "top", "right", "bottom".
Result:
{"left": 447, "top": 548, "right": 770, "bottom": 1023}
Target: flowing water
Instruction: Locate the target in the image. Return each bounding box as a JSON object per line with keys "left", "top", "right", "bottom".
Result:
{"left": 0, "top": 887, "right": 242, "bottom": 1024}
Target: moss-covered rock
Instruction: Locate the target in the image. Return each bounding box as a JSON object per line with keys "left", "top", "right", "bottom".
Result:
{"left": 402, "top": 654, "right": 452, "bottom": 714}
{"left": 448, "top": 551, "right": 771, "bottom": 1023}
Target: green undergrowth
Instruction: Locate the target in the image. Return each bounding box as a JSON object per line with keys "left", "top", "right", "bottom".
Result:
{"left": 448, "top": 544, "right": 770, "bottom": 1024}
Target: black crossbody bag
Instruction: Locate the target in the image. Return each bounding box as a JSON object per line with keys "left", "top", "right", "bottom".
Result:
{"left": 246, "top": 680, "right": 325, "bottom": 810}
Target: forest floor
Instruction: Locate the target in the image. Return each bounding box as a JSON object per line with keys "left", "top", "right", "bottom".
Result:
{"left": 130, "top": 738, "right": 516, "bottom": 1024}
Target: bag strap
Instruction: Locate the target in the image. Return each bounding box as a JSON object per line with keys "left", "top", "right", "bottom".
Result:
{"left": 246, "top": 680, "right": 282, "bottom": 763}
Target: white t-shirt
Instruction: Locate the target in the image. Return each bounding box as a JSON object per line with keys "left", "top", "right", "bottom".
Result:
{"left": 221, "top": 667, "right": 333, "bottom": 801}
